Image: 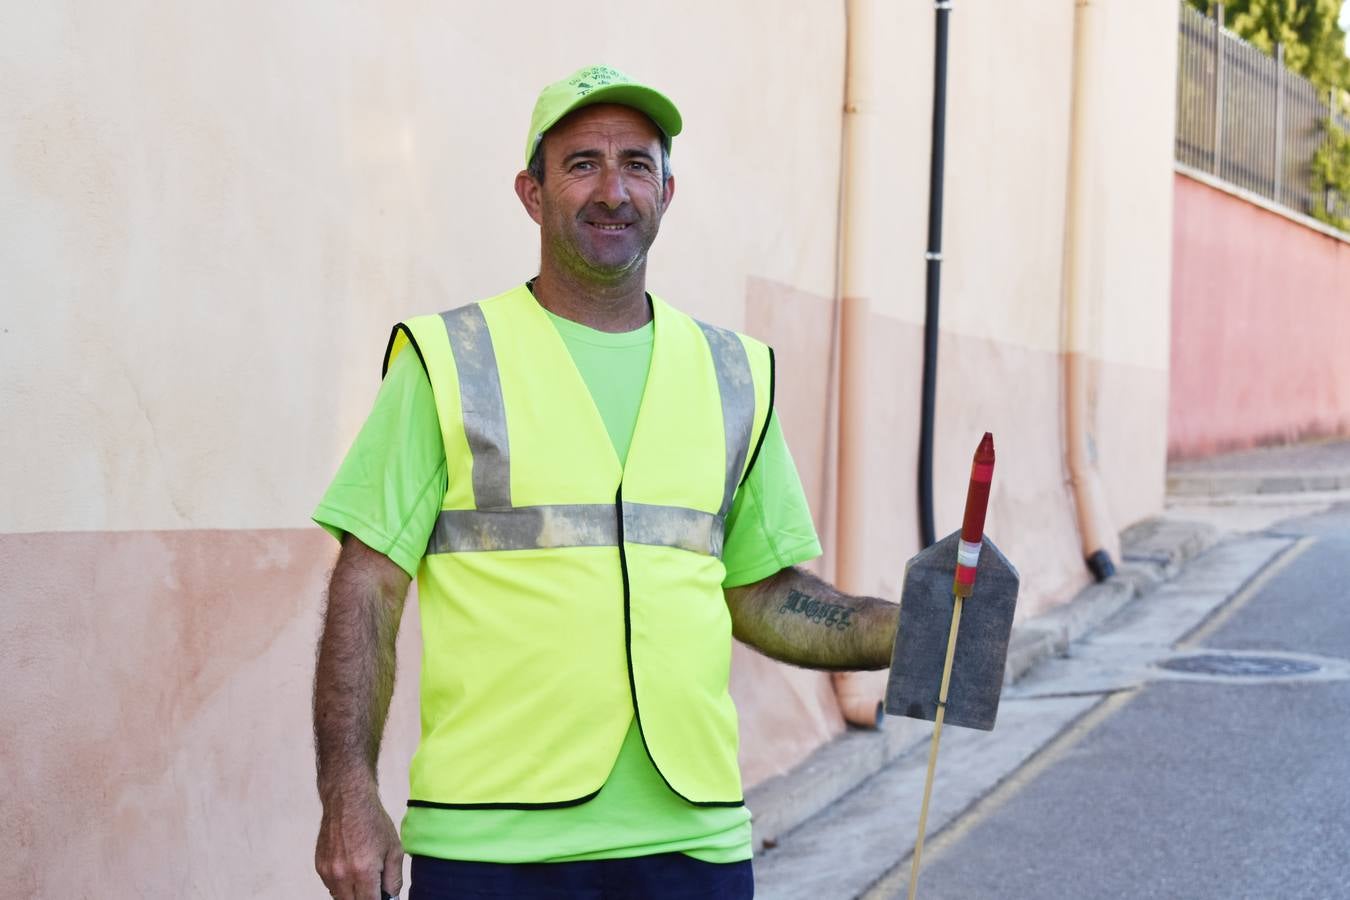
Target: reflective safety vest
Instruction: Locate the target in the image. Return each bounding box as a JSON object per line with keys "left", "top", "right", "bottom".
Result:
{"left": 383, "top": 284, "right": 774, "bottom": 809}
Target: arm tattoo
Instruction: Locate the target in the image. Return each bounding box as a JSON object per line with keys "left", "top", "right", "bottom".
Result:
{"left": 778, "top": 589, "right": 855, "bottom": 631}
{"left": 725, "top": 566, "right": 898, "bottom": 670}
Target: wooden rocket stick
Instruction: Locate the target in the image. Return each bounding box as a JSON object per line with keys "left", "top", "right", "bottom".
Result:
{"left": 907, "top": 433, "right": 996, "bottom": 900}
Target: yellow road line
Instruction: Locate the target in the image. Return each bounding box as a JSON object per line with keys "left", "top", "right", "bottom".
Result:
{"left": 862, "top": 690, "right": 1138, "bottom": 900}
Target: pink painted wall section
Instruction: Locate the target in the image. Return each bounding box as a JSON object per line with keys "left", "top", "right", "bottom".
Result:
{"left": 0, "top": 529, "right": 423, "bottom": 897}
{"left": 1169, "top": 173, "right": 1350, "bottom": 458}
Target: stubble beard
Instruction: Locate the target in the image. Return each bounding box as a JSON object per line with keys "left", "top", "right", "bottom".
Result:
{"left": 545, "top": 200, "right": 663, "bottom": 291}
{"left": 549, "top": 232, "right": 646, "bottom": 289}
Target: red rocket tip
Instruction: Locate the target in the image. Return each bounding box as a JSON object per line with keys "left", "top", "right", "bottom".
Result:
{"left": 976, "top": 432, "right": 994, "bottom": 464}
{"left": 957, "top": 431, "right": 996, "bottom": 589}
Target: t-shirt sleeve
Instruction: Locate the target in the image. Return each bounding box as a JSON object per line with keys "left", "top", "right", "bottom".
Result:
{"left": 312, "top": 349, "right": 448, "bottom": 579}
{"left": 720, "top": 412, "right": 823, "bottom": 588}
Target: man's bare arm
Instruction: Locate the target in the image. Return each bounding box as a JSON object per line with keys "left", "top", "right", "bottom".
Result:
{"left": 724, "top": 566, "right": 899, "bottom": 670}
{"left": 313, "top": 535, "right": 409, "bottom": 900}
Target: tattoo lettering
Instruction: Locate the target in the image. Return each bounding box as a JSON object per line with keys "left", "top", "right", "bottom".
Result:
{"left": 777, "top": 589, "right": 854, "bottom": 631}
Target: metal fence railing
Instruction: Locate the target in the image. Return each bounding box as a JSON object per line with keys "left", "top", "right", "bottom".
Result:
{"left": 1175, "top": 2, "right": 1350, "bottom": 224}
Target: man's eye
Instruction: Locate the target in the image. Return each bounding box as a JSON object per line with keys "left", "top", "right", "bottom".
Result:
{"left": 627, "top": 161, "right": 653, "bottom": 172}
{"left": 571, "top": 161, "right": 596, "bottom": 172}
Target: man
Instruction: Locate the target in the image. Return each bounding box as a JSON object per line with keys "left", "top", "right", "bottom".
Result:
{"left": 312, "top": 64, "right": 900, "bottom": 900}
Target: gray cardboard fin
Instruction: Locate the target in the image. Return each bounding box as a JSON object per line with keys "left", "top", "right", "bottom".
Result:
{"left": 884, "top": 531, "right": 1020, "bottom": 731}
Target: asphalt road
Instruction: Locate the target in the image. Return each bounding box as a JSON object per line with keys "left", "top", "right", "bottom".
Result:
{"left": 906, "top": 502, "right": 1350, "bottom": 900}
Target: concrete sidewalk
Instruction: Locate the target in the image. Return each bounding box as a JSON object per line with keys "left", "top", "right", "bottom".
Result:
{"left": 749, "top": 438, "right": 1350, "bottom": 899}
{"left": 1167, "top": 437, "right": 1350, "bottom": 496}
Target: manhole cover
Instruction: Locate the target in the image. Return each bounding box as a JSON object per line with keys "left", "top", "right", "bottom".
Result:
{"left": 1158, "top": 654, "right": 1320, "bottom": 677}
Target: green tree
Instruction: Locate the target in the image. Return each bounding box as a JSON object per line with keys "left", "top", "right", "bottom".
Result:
{"left": 1310, "top": 121, "right": 1350, "bottom": 228}
{"left": 1187, "top": 0, "right": 1350, "bottom": 91}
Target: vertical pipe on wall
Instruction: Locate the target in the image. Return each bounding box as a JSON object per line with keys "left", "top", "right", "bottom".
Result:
{"left": 916, "top": 0, "right": 952, "bottom": 550}
{"left": 1063, "top": 0, "right": 1117, "bottom": 582}
{"left": 832, "top": 0, "right": 886, "bottom": 727}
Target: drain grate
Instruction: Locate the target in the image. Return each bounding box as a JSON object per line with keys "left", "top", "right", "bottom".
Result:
{"left": 1158, "top": 654, "right": 1320, "bottom": 677}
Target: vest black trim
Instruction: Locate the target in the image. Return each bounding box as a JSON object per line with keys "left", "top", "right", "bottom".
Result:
{"left": 407, "top": 787, "right": 602, "bottom": 811}
{"left": 382, "top": 323, "right": 428, "bottom": 380}
{"left": 617, "top": 485, "right": 747, "bottom": 809}
{"left": 739, "top": 347, "right": 776, "bottom": 487}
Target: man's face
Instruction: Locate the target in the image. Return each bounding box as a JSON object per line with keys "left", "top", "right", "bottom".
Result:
{"left": 516, "top": 104, "right": 675, "bottom": 286}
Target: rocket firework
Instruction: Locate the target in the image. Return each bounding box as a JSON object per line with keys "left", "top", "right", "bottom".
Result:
{"left": 953, "top": 433, "right": 995, "bottom": 598}
{"left": 906, "top": 432, "right": 998, "bottom": 900}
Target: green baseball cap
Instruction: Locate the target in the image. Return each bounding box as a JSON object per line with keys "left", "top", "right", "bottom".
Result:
{"left": 525, "top": 64, "right": 683, "bottom": 167}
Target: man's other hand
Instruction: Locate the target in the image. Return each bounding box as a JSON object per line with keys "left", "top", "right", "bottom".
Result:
{"left": 315, "top": 787, "right": 404, "bottom": 900}
{"left": 312, "top": 534, "right": 410, "bottom": 898}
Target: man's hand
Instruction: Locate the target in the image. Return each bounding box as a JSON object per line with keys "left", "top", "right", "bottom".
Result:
{"left": 315, "top": 784, "right": 403, "bottom": 899}
{"left": 313, "top": 535, "right": 411, "bottom": 899}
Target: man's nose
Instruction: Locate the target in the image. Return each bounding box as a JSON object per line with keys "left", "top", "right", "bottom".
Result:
{"left": 594, "top": 164, "right": 629, "bottom": 209}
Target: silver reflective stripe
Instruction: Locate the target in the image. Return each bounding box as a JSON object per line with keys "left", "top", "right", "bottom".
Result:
{"left": 696, "top": 321, "right": 756, "bottom": 518}
{"left": 441, "top": 305, "right": 511, "bottom": 509}
{"left": 428, "top": 503, "right": 724, "bottom": 556}
{"left": 428, "top": 504, "right": 614, "bottom": 554}
{"left": 624, "top": 502, "right": 725, "bottom": 558}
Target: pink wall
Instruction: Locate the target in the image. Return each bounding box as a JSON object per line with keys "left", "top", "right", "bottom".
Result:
{"left": 1169, "top": 173, "right": 1350, "bottom": 458}
{"left": 0, "top": 529, "right": 408, "bottom": 896}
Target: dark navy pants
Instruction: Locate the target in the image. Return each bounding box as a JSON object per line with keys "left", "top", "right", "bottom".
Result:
{"left": 409, "top": 853, "right": 754, "bottom": 899}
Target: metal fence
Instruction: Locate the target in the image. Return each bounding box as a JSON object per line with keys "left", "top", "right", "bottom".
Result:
{"left": 1175, "top": 2, "right": 1350, "bottom": 223}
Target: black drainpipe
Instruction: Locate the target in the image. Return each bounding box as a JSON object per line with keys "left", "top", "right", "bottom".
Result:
{"left": 918, "top": 0, "right": 951, "bottom": 548}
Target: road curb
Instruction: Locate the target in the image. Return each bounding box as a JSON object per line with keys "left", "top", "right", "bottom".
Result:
{"left": 1167, "top": 470, "right": 1350, "bottom": 497}
{"left": 745, "top": 716, "right": 926, "bottom": 854}
{"left": 748, "top": 515, "right": 1218, "bottom": 855}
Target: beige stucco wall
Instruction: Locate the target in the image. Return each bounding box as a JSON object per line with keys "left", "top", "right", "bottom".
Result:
{"left": 1076, "top": 0, "right": 1177, "bottom": 533}
{"left": 2, "top": 1, "right": 843, "bottom": 535}
{"left": 2, "top": 1, "right": 1177, "bottom": 893}
{"left": 830, "top": 0, "right": 1176, "bottom": 621}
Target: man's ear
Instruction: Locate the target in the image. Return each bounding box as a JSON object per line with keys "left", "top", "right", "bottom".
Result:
{"left": 660, "top": 173, "right": 676, "bottom": 214}
{"left": 515, "top": 170, "right": 544, "bottom": 226}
